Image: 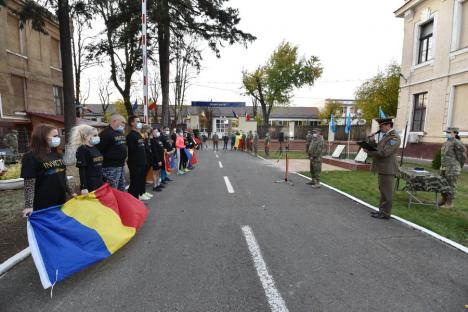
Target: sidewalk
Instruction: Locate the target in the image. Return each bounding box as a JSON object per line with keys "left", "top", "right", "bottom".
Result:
{"left": 266, "top": 158, "right": 348, "bottom": 172}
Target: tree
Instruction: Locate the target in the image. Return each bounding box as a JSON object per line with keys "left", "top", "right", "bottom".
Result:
{"left": 88, "top": 0, "right": 155, "bottom": 116}
{"left": 97, "top": 76, "right": 113, "bottom": 122}
{"left": 114, "top": 99, "right": 128, "bottom": 120}
{"left": 171, "top": 34, "right": 200, "bottom": 124}
{"left": 1, "top": 0, "right": 80, "bottom": 139}
{"left": 242, "top": 42, "right": 323, "bottom": 126}
{"left": 148, "top": 0, "right": 256, "bottom": 127}
{"left": 355, "top": 63, "right": 401, "bottom": 121}
{"left": 71, "top": 4, "right": 94, "bottom": 106}
{"left": 320, "top": 99, "right": 342, "bottom": 120}
{"left": 149, "top": 67, "right": 161, "bottom": 124}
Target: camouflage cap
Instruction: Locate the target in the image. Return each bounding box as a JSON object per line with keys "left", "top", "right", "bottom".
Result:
{"left": 312, "top": 128, "right": 322, "bottom": 133}
{"left": 445, "top": 127, "right": 460, "bottom": 133}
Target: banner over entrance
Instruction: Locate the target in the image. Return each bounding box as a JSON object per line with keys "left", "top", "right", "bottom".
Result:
{"left": 192, "top": 101, "right": 246, "bottom": 108}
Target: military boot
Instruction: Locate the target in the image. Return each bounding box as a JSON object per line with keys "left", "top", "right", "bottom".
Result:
{"left": 441, "top": 199, "right": 454, "bottom": 209}
{"left": 438, "top": 194, "right": 447, "bottom": 207}
{"left": 306, "top": 179, "right": 315, "bottom": 185}
{"left": 312, "top": 180, "right": 321, "bottom": 188}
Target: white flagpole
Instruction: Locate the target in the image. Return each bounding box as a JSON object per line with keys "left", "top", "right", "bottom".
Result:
{"left": 142, "top": 0, "right": 149, "bottom": 124}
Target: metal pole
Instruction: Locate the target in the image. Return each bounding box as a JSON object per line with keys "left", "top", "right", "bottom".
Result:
{"left": 142, "top": 0, "right": 149, "bottom": 124}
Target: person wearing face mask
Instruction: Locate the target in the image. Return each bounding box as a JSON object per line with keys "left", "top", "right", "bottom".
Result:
{"left": 175, "top": 130, "right": 186, "bottom": 175}
{"left": 150, "top": 128, "right": 165, "bottom": 191}
{"left": 69, "top": 125, "right": 104, "bottom": 195}
{"left": 97, "top": 113, "right": 128, "bottom": 191}
{"left": 160, "top": 128, "right": 174, "bottom": 183}
{"left": 364, "top": 118, "right": 401, "bottom": 219}
{"left": 307, "top": 128, "right": 324, "bottom": 188}
{"left": 126, "top": 116, "right": 149, "bottom": 200}
{"left": 20, "top": 124, "right": 75, "bottom": 217}
{"left": 439, "top": 127, "right": 467, "bottom": 208}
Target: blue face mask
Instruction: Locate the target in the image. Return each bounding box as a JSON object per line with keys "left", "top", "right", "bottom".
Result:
{"left": 49, "top": 137, "right": 61, "bottom": 148}
{"left": 117, "top": 125, "right": 125, "bottom": 132}
{"left": 90, "top": 136, "right": 100, "bottom": 145}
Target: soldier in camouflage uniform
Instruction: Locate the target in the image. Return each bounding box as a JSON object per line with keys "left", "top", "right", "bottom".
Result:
{"left": 3, "top": 129, "right": 19, "bottom": 155}
{"left": 365, "top": 118, "right": 401, "bottom": 219}
{"left": 305, "top": 130, "right": 312, "bottom": 153}
{"left": 253, "top": 131, "right": 259, "bottom": 156}
{"left": 264, "top": 133, "right": 271, "bottom": 157}
{"left": 439, "top": 127, "right": 466, "bottom": 208}
{"left": 307, "top": 128, "right": 324, "bottom": 188}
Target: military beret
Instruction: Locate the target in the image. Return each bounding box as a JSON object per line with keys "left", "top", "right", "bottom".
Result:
{"left": 445, "top": 127, "right": 460, "bottom": 133}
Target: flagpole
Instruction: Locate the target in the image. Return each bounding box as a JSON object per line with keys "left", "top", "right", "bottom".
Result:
{"left": 347, "top": 127, "right": 351, "bottom": 159}
{"left": 142, "top": 0, "right": 149, "bottom": 124}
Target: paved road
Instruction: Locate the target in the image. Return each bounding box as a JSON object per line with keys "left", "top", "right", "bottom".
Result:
{"left": 1, "top": 149, "right": 467, "bottom": 312}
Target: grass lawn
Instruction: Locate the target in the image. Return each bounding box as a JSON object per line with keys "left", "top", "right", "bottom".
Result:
{"left": 300, "top": 163, "right": 468, "bottom": 246}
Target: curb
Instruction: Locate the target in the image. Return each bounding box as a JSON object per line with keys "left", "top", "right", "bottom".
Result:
{"left": 0, "top": 247, "right": 31, "bottom": 276}
{"left": 254, "top": 154, "right": 468, "bottom": 255}
{"left": 293, "top": 172, "right": 468, "bottom": 255}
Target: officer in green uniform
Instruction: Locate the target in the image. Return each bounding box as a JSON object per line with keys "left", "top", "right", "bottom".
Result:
{"left": 439, "top": 127, "right": 466, "bottom": 208}
{"left": 305, "top": 130, "right": 312, "bottom": 153}
{"left": 264, "top": 133, "right": 271, "bottom": 157}
{"left": 253, "top": 131, "right": 259, "bottom": 156}
{"left": 365, "top": 118, "right": 401, "bottom": 219}
{"left": 307, "top": 128, "right": 324, "bottom": 188}
{"left": 3, "top": 130, "right": 19, "bottom": 155}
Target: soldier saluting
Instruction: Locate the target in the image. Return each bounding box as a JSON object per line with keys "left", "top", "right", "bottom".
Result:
{"left": 439, "top": 127, "right": 466, "bottom": 208}
{"left": 364, "top": 118, "right": 401, "bottom": 220}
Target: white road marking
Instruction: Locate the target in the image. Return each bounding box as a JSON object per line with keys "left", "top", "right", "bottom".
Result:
{"left": 241, "top": 226, "right": 289, "bottom": 312}
{"left": 219, "top": 161, "right": 223, "bottom": 168}
{"left": 216, "top": 154, "right": 219, "bottom": 159}
{"left": 223, "top": 176, "right": 235, "bottom": 193}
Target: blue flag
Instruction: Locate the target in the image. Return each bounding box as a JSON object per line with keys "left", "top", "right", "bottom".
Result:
{"left": 132, "top": 100, "right": 138, "bottom": 114}
{"left": 345, "top": 112, "right": 352, "bottom": 134}
{"left": 330, "top": 114, "right": 337, "bottom": 133}
{"left": 379, "top": 106, "right": 386, "bottom": 119}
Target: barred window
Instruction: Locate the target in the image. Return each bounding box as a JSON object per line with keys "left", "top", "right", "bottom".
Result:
{"left": 412, "top": 93, "right": 427, "bottom": 132}
{"left": 418, "top": 20, "right": 433, "bottom": 64}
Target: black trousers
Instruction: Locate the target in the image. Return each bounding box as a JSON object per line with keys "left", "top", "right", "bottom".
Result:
{"left": 128, "top": 165, "right": 147, "bottom": 198}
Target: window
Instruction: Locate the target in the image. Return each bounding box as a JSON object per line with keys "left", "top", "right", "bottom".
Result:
{"left": 418, "top": 20, "right": 433, "bottom": 64}
{"left": 50, "top": 38, "right": 61, "bottom": 68}
{"left": 7, "top": 14, "right": 23, "bottom": 54}
{"left": 215, "top": 119, "right": 227, "bottom": 135}
{"left": 53, "top": 86, "right": 64, "bottom": 115}
{"left": 452, "top": 84, "right": 468, "bottom": 129}
{"left": 10, "top": 75, "right": 26, "bottom": 115}
{"left": 412, "top": 93, "right": 427, "bottom": 132}
{"left": 460, "top": 1, "right": 468, "bottom": 48}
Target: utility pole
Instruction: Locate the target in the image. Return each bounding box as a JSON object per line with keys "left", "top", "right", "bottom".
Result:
{"left": 57, "top": 0, "right": 76, "bottom": 141}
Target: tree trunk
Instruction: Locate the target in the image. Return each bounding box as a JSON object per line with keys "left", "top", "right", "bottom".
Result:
{"left": 123, "top": 90, "right": 132, "bottom": 117}
{"left": 58, "top": 0, "right": 76, "bottom": 141}
{"left": 158, "top": 0, "right": 170, "bottom": 127}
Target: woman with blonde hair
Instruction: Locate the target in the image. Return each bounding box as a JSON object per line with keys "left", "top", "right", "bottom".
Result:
{"left": 68, "top": 124, "right": 104, "bottom": 195}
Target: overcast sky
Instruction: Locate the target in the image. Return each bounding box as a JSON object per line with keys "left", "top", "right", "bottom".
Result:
{"left": 84, "top": 0, "right": 404, "bottom": 108}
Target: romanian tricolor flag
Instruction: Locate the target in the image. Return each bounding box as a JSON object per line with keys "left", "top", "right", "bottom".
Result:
{"left": 27, "top": 183, "right": 148, "bottom": 289}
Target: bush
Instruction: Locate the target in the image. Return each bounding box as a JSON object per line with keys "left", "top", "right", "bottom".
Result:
{"left": 0, "top": 163, "right": 21, "bottom": 180}
{"left": 432, "top": 148, "right": 442, "bottom": 170}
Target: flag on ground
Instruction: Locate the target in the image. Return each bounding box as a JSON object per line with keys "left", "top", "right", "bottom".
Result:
{"left": 27, "top": 183, "right": 148, "bottom": 289}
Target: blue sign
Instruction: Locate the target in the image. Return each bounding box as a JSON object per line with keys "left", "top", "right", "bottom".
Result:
{"left": 191, "top": 101, "right": 245, "bottom": 108}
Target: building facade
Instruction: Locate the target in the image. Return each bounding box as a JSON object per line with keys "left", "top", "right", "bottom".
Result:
{"left": 0, "top": 0, "right": 62, "bottom": 152}
{"left": 395, "top": 0, "right": 468, "bottom": 158}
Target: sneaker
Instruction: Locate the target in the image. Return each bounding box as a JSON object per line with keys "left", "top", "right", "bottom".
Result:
{"left": 177, "top": 170, "right": 185, "bottom": 175}
{"left": 165, "top": 178, "right": 172, "bottom": 182}
{"left": 184, "top": 168, "right": 191, "bottom": 173}
{"left": 144, "top": 192, "right": 153, "bottom": 198}
{"left": 158, "top": 184, "right": 166, "bottom": 189}
{"left": 161, "top": 180, "right": 168, "bottom": 185}
{"left": 139, "top": 194, "right": 150, "bottom": 201}
{"left": 153, "top": 186, "right": 162, "bottom": 192}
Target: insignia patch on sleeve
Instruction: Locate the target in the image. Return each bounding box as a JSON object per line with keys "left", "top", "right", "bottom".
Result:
{"left": 389, "top": 140, "right": 397, "bottom": 146}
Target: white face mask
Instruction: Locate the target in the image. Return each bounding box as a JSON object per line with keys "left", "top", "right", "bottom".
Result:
{"left": 155, "top": 132, "right": 161, "bottom": 138}
{"left": 313, "top": 134, "right": 317, "bottom": 138}
{"left": 90, "top": 136, "right": 100, "bottom": 145}
{"left": 165, "top": 131, "right": 170, "bottom": 136}
{"left": 49, "top": 137, "right": 61, "bottom": 148}
{"left": 136, "top": 122, "right": 143, "bottom": 130}
{"left": 117, "top": 125, "right": 125, "bottom": 132}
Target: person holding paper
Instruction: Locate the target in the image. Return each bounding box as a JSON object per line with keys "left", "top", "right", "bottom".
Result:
{"left": 364, "top": 118, "right": 401, "bottom": 220}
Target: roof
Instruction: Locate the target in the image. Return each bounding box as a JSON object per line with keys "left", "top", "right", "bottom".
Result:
{"left": 81, "top": 104, "right": 320, "bottom": 119}
{"left": 27, "top": 112, "right": 108, "bottom": 127}
{"left": 394, "top": 0, "right": 425, "bottom": 17}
